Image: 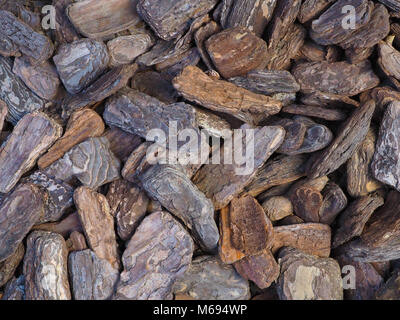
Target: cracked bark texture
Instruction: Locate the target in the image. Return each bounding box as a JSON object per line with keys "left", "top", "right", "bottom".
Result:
{"left": 113, "top": 211, "right": 193, "bottom": 300}
{"left": 23, "top": 231, "right": 71, "bottom": 300}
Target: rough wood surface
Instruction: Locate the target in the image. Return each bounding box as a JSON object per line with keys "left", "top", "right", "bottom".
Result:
{"left": 0, "top": 10, "right": 53, "bottom": 62}
{"left": 69, "top": 249, "right": 119, "bottom": 300}
{"left": 1, "top": 275, "right": 25, "bottom": 300}
{"left": 12, "top": 56, "right": 60, "bottom": 101}
{"left": 0, "top": 99, "right": 6, "bottom": 133}
{"left": 376, "top": 269, "right": 400, "bottom": 300}
{"left": 372, "top": 101, "right": 400, "bottom": 191}
{"left": 272, "top": 223, "right": 331, "bottom": 257}
{"left": 0, "top": 56, "right": 44, "bottom": 124}
{"left": 32, "top": 212, "right": 82, "bottom": 238}
{"left": 38, "top": 109, "right": 105, "bottom": 169}
{"left": 282, "top": 104, "right": 347, "bottom": 121}
{"left": 299, "top": 0, "right": 336, "bottom": 23}
{"left": 113, "top": 211, "right": 193, "bottom": 300}
{"left": 23, "top": 231, "right": 71, "bottom": 300}
{"left": 66, "top": 231, "right": 87, "bottom": 252}
{"left": 67, "top": 0, "right": 142, "bottom": 39}
{"left": 136, "top": 0, "right": 218, "bottom": 41}
{"left": 319, "top": 182, "right": 347, "bottom": 225}
{"left": 0, "top": 243, "right": 24, "bottom": 287}
{"left": 53, "top": 0, "right": 80, "bottom": 44}
{"left": 195, "top": 108, "right": 232, "bottom": 139}
{"left": 205, "top": 27, "right": 268, "bottom": 78}
{"left": 378, "top": 41, "right": 400, "bottom": 81}
{"left": 103, "top": 127, "right": 143, "bottom": 163}
{"left": 122, "top": 142, "right": 152, "bottom": 183}
{"left": 290, "top": 186, "right": 323, "bottom": 223}
{"left": 174, "top": 255, "right": 250, "bottom": 300}
{"left": 173, "top": 66, "right": 282, "bottom": 125}
{"left": 53, "top": 39, "right": 109, "bottom": 94}
{"left": 194, "top": 126, "right": 285, "bottom": 210}
{"left": 44, "top": 137, "right": 121, "bottom": 189}
{"left": 106, "top": 179, "right": 149, "bottom": 241}
{"left": 74, "top": 187, "right": 120, "bottom": 270}
{"left": 194, "top": 21, "right": 221, "bottom": 70}
{"left": 139, "top": 164, "right": 219, "bottom": 252}
{"left": 262, "top": 196, "right": 293, "bottom": 222}
{"left": 307, "top": 100, "right": 375, "bottom": 179}
{"left": 277, "top": 247, "right": 343, "bottom": 300}
{"left": 0, "top": 112, "right": 62, "bottom": 193}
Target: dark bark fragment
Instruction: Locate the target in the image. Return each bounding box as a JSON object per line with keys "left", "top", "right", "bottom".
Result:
{"left": 319, "top": 182, "right": 348, "bottom": 225}
{"left": 0, "top": 243, "right": 24, "bottom": 287}
{"left": 282, "top": 104, "right": 347, "bottom": 121}
{"left": 2, "top": 275, "right": 25, "bottom": 300}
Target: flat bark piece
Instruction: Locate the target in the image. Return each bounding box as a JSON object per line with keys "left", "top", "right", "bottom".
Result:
{"left": 195, "top": 108, "right": 232, "bottom": 139}
{"left": 0, "top": 112, "right": 62, "bottom": 194}
{"left": 275, "top": 119, "right": 307, "bottom": 154}
{"left": 290, "top": 186, "right": 323, "bottom": 223}
{"left": 378, "top": 0, "right": 400, "bottom": 12}
{"left": 279, "top": 215, "right": 305, "bottom": 226}
{"left": 103, "top": 127, "right": 143, "bottom": 163}
{"left": 0, "top": 99, "right": 7, "bottom": 133}
{"left": 265, "top": 23, "right": 306, "bottom": 71}
{"left": 229, "top": 70, "right": 300, "bottom": 95}
{"left": 32, "top": 212, "right": 82, "bottom": 238}
{"left": 122, "top": 142, "right": 152, "bottom": 183}
{"left": 108, "top": 32, "right": 155, "bottom": 67}
{"left": 104, "top": 87, "right": 197, "bottom": 141}
{"left": 139, "top": 164, "right": 219, "bottom": 252}
{"left": 300, "top": 91, "right": 360, "bottom": 108}
{"left": 378, "top": 41, "right": 400, "bottom": 81}
{"left": 62, "top": 64, "right": 138, "bottom": 119}
{"left": 234, "top": 250, "right": 279, "bottom": 289}
{"left": 299, "top": 0, "right": 336, "bottom": 23}
{"left": 74, "top": 187, "right": 120, "bottom": 270}
{"left": 262, "top": 196, "right": 293, "bottom": 222}
{"left": 246, "top": 154, "right": 308, "bottom": 197}
{"left": 205, "top": 27, "right": 269, "bottom": 78}
{"left": 0, "top": 243, "right": 24, "bottom": 287}
{"left": 12, "top": 56, "right": 60, "bottom": 101}
{"left": 267, "top": 0, "right": 302, "bottom": 48}
{"left": 347, "top": 127, "right": 382, "bottom": 198}
{"left": 340, "top": 4, "right": 390, "bottom": 50}
{"left": 219, "top": 206, "right": 246, "bottom": 264}
{"left": 174, "top": 255, "right": 250, "bottom": 300}
{"left": 136, "top": 0, "right": 218, "bottom": 41}
{"left": 38, "top": 109, "right": 105, "bottom": 169}
{"left": 23, "top": 231, "right": 71, "bottom": 300}
{"left": 53, "top": 0, "right": 80, "bottom": 44}
{"left": 310, "top": 0, "right": 374, "bottom": 46}
{"left": 0, "top": 56, "right": 44, "bottom": 125}
{"left": 173, "top": 66, "right": 282, "bottom": 124}
{"left": 0, "top": 10, "right": 54, "bottom": 62}
{"left": 376, "top": 269, "right": 400, "bottom": 300}
{"left": 345, "top": 46, "right": 374, "bottom": 64}
{"left": 113, "top": 211, "right": 194, "bottom": 300}
{"left": 293, "top": 60, "right": 380, "bottom": 96}
{"left": 277, "top": 247, "right": 343, "bottom": 300}
{"left": 220, "top": 0, "right": 277, "bottom": 36}
{"left": 333, "top": 193, "right": 384, "bottom": 248}
{"left": 131, "top": 70, "right": 178, "bottom": 104}
{"left": 194, "top": 21, "right": 221, "bottom": 70}
{"left": 44, "top": 137, "right": 121, "bottom": 189}
{"left": 319, "top": 182, "right": 347, "bottom": 225}
{"left": 371, "top": 101, "right": 400, "bottom": 191}
{"left": 2, "top": 276, "right": 25, "bottom": 300}
{"left": 272, "top": 223, "right": 331, "bottom": 257}
{"left": 343, "top": 191, "right": 400, "bottom": 262}
{"left": 53, "top": 39, "right": 109, "bottom": 94}
{"left": 69, "top": 249, "right": 119, "bottom": 300}
{"left": 336, "top": 254, "right": 384, "bottom": 300}
{"left": 307, "top": 100, "right": 375, "bottom": 179}
{"left": 66, "top": 231, "right": 87, "bottom": 252}
{"left": 194, "top": 126, "right": 285, "bottom": 210}
{"left": 22, "top": 171, "right": 74, "bottom": 224}
{"left": 67, "top": 0, "right": 142, "bottom": 39}
{"left": 282, "top": 104, "right": 347, "bottom": 121}
{"left": 106, "top": 179, "right": 149, "bottom": 241}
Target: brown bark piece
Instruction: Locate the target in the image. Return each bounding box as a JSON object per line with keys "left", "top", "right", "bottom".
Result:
{"left": 0, "top": 112, "right": 62, "bottom": 194}
{"left": 32, "top": 212, "right": 83, "bottom": 238}
{"left": 74, "top": 187, "right": 120, "bottom": 270}
{"left": 194, "top": 21, "right": 221, "bottom": 70}
{"left": 272, "top": 223, "right": 331, "bottom": 257}
{"left": 38, "top": 109, "right": 105, "bottom": 169}
{"left": 0, "top": 99, "right": 6, "bottom": 133}
{"left": 0, "top": 243, "right": 24, "bottom": 287}
{"left": 53, "top": 0, "right": 80, "bottom": 44}
{"left": 67, "top": 0, "right": 142, "bottom": 39}
{"left": 103, "top": 127, "right": 143, "bottom": 163}
{"left": 307, "top": 100, "right": 375, "bottom": 179}
{"left": 122, "top": 142, "right": 152, "bottom": 183}
{"left": 282, "top": 105, "right": 347, "bottom": 121}
{"left": 298, "top": 0, "right": 336, "bottom": 23}
{"left": 67, "top": 231, "right": 87, "bottom": 252}
{"left": 290, "top": 186, "right": 323, "bottom": 223}
{"left": 113, "top": 211, "right": 193, "bottom": 300}
{"left": 319, "top": 182, "right": 347, "bottom": 225}
{"left": 23, "top": 231, "right": 71, "bottom": 300}
{"left": 262, "top": 196, "right": 293, "bottom": 222}
{"left": 376, "top": 269, "right": 400, "bottom": 300}
{"left": 205, "top": 27, "right": 269, "bottom": 79}
{"left": 106, "top": 179, "right": 149, "bottom": 241}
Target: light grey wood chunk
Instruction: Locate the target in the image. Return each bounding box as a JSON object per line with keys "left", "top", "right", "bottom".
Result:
{"left": 195, "top": 108, "right": 232, "bottom": 139}
{"left": 372, "top": 101, "right": 400, "bottom": 191}
{"left": 69, "top": 249, "right": 119, "bottom": 300}
{"left": 2, "top": 276, "right": 25, "bottom": 300}
{"left": 277, "top": 247, "right": 343, "bottom": 300}
{"left": 53, "top": 39, "right": 109, "bottom": 94}
{"left": 173, "top": 256, "right": 250, "bottom": 300}
{"left": 44, "top": 137, "right": 121, "bottom": 189}
{"left": 0, "top": 112, "right": 62, "bottom": 194}
{"left": 23, "top": 231, "right": 71, "bottom": 300}
{"left": 113, "top": 211, "right": 194, "bottom": 300}
{"left": 139, "top": 164, "right": 219, "bottom": 252}
{"left": 0, "top": 56, "right": 44, "bottom": 125}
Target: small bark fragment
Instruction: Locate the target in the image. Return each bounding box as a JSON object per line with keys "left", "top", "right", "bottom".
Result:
{"left": 290, "top": 186, "right": 323, "bottom": 223}
{"left": 32, "top": 212, "right": 82, "bottom": 238}
{"left": 319, "top": 182, "right": 348, "bottom": 225}
{"left": 282, "top": 104, "right": 347, "bottom": 121}
{"left": 0, "top": 243, "right": 24, "bottom": 287}
{"left": 103, "top": 127, "right": 142, "bottom": 163}
{"left": 262, "top": 196, "right": 293, "bottom": 222}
